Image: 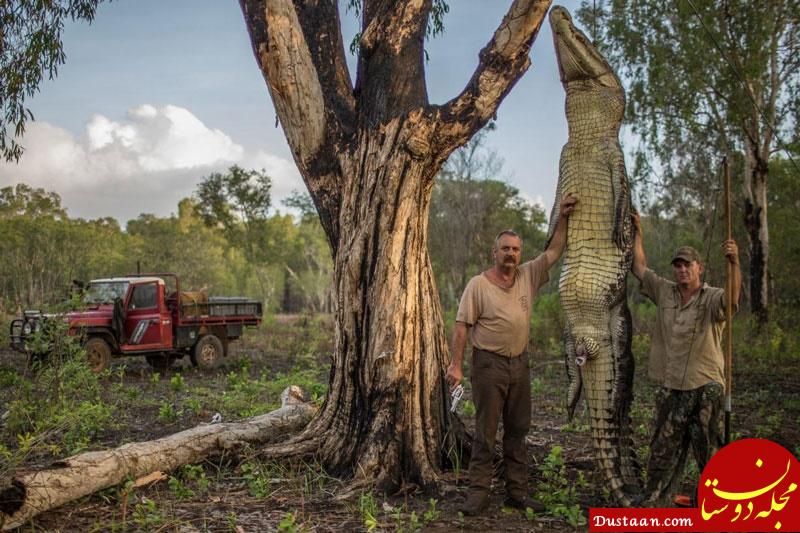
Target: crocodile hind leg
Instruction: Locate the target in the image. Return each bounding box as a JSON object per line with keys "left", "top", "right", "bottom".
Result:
{"left": 564, "top": 326, "right": 582, "bottom": 420}
{"left": 609, "top": 298, "right": 642, "bottom": 498}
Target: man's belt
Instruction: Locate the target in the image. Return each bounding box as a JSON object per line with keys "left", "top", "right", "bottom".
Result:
{"left": 473, "top": 347, "right": 527, "bottom": 359}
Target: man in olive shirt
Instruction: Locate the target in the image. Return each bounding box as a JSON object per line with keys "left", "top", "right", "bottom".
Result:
{"left": 446, "top": 193, "right": 578, "bottom": 515}
{"left": 631, "top": 213, "right": 741, "bottom": 506}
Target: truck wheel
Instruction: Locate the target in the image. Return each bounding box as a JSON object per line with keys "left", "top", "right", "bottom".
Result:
{"left": 84, "top": 337, "right": 112, "bottom": 373}
{"left": 191, "top": 335, "right": 223, "bottom": 369}
{"left": 146, "top": 354, "right": 176, "bottom": 370}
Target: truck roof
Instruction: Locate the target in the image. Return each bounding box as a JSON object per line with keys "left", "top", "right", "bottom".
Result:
{"left": 90, "top": 277, "right": 165, "bottom": 284}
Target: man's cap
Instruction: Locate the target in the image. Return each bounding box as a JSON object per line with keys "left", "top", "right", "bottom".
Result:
{"left": 671, "top": 246, "right": 701, "bottom": 264}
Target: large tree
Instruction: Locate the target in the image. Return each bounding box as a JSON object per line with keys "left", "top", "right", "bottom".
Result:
{"left": 579, "top": 0, "right": 800, "bottom": 323}
{"left": 236, "top": 0, "right": 553, "bottom": 490}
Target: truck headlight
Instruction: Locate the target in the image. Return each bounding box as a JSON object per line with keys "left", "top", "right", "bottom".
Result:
{"left": 22, "top": 321, "right": 33, "bottom": 335}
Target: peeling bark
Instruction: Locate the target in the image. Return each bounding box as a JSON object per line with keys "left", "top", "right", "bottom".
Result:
{"left": 0, "top": 387, "right": 315, "bottom": 530}
{"left": 238, "top": 0, "right": 553, "bottom": 491}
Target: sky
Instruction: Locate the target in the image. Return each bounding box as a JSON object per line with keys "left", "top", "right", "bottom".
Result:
{"left": 0, "top": 0, "right": 586, "bottom": 225}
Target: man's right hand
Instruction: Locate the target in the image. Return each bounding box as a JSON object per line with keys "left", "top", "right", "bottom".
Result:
{"left": 446, "top": 362, "right": 463, "bottom": 390}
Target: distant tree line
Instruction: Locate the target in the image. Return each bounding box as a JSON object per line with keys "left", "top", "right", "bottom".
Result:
{"left": 1, "top": 131, "right": 798, "bottom": 329}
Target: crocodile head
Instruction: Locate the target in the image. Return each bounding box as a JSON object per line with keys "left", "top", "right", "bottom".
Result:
{"left": 550, "top": 6, "right": 620, "bottom": 88}
{"left": 550, "top": 6, "right": 624, "bottom": 133}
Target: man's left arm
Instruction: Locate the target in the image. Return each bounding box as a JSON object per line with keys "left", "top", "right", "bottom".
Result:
{"left": 724, "top": 239, "right": 741, "bottom": 311}
{"left": 544, "top": 193, "right": 578, "bottom": 268}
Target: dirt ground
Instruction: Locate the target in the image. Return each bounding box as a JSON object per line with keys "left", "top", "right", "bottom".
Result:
{"left": 1, "top": 315, "right": 798, "bottom": 532}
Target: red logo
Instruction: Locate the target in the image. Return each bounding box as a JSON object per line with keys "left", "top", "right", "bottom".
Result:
{"left": 699, "top": 438, "right": 800, "bottom": 531}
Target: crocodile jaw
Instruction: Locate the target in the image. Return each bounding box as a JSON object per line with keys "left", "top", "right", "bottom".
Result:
{"left": 550, "top": 5, "right": 620, "bottom": 89}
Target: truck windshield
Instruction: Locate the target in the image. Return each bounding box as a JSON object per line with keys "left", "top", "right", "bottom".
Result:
{"left": 83, "top": 281, "right": 130, "bottom": 305}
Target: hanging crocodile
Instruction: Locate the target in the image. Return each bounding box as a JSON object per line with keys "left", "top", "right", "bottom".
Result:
{"left": 546, "top": 6, "right": 641, "bottom": 506}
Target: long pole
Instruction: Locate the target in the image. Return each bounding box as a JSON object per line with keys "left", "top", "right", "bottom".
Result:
{"left": 723, "top": 157, "right": 733, "bottom": 444}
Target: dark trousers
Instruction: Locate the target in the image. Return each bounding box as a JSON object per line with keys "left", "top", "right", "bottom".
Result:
{"left": 468, "top": 348, "right": 531, "bottom": 498}
{"left": 645, "top": 382, "right": 724, "bottom": 506}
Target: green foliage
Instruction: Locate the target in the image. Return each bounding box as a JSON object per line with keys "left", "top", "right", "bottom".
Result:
{"left": 768, "top": 157, "right": 800, "bottom": 319}
{"left": 578, "top": 0, "right": 800, "bottom": 203}
{"left": 277, "top": 511, "right": 307, "bottom": 532}
{"left": 167, "top": 464, "right": 210, "bottom": 501}
{"left": 131, "top": 497, "right": 163, "bottom": 529}
{"left": 359, "top": 491, "right": 379, "bottom": 531}
{"left": 157, "top": 401, "right": 180, "bottom": 423}
{"left": 194, "top": 165, "right": 272, "bottom": 251}
{"left": 167, "top": 475, "right": 194, "bottom": 501}
{"left": 1, "top": 317, "right": 114, "bottom": 463}
{"left": 529, "top": 291, "right": 564, "bottom": 355}
{"left": 535, "top": 446, "right": 588, "bottom": 527}
{"left": 579, "top": 0, "right": 800, "bottom": 319}
{"left": 0, "top": 180, "right": 332, "bottom": 315}
{"left": 240, "top": 460, "right": 275, "bottom": 498}
{"left": 428, "top": 126, "right": 548, "bottom": 311}
{"left": 0, "top": 1, "right": 102, "bottom": 161}
{"left": 423, "top": 498, "right": 440, "bottom": 524}
{"left": 169, "top": 373, "right": 185, "bottom": 392}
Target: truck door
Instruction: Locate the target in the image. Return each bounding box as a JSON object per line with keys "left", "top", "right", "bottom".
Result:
{"left": 124, "top": 282, "right": 165, "bottom": 349}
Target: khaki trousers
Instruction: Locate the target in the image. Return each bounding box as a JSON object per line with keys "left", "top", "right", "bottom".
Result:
{"left": 468, "top": 348, "right": 531, "bottom": 498}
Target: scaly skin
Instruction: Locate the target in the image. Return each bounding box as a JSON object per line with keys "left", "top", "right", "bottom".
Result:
{"left": 547, "top": 5, "right": 641, "bottom": 507}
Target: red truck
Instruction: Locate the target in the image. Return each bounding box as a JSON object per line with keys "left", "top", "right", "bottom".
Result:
{"left": 9, "top": 273, "right": 262, "bottom": 372}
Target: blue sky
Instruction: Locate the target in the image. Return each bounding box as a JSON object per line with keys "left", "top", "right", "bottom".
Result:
{"left": 0, "top": 0, "right": 587, "bottom": 224}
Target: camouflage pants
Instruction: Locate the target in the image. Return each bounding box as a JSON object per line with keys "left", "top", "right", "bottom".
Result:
{"left": 645, "top": 382, "right": 724, "bottom": 506}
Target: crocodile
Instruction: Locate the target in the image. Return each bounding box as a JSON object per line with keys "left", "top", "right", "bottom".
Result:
{"left": 546, "top": 5, "right": 641, "bottom": 506}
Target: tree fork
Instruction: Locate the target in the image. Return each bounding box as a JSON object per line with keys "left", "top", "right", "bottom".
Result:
{"left": 239, "top": 0, "right": 553, "bottom": 492}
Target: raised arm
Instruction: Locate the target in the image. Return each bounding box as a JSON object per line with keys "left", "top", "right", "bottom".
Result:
{"left": 631, "top": 212, "right": 647, "bottom": 281}
{"left": 724, "top": 239, "right": 741, "bottom": 308}
{"left": 544, "top": 193, "right": 578, "bottom": 268}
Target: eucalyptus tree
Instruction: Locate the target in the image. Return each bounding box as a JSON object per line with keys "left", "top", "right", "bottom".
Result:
{"left": 579, "top": 0, "right": 800, "bottom": 322}
{"left": 2, "top": 0, "right": 556, "bottom": 491}
{"left": 237, "top": 0, "right": 554, "bottom": 490}
{"left": 0, "top": 1, "right": 102, "bottom": 161}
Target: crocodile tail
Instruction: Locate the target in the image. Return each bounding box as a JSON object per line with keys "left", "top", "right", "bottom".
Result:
{"left": 581, "top": 337, "right": 642, "bottom": 507}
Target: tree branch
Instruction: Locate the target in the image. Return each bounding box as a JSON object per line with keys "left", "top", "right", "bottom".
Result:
{"left": 434, "top": 0, "right": 552, "bottom": 154}
{"left": 240, "top": 0, "right": 327, "bottom": 164}
{"left": 291, "top": 0, "right": 356, "bottom": 135}
{"left": 356, "top": 0, "right": 432, "bottom": 125}
{"left": 239, "top": 0, "right": 345, "bottom": 249}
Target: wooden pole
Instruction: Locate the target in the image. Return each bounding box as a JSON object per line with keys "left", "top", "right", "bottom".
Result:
{"left": 723, "top": 157, "right": 733, "bottom": 444}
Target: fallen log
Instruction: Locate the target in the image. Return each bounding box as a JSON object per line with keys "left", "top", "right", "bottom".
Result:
{"left": 0, "top": 386, "right": 315, "bottom": 530}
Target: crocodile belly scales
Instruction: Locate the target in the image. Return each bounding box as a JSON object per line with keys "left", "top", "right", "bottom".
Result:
{"left": 548, "top": 6, "right": 642, "bottom": 506}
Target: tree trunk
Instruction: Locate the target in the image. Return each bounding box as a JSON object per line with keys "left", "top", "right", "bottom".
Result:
{"left": 238, "top": 0, "right": 552, "bottom": 492}
{"left": 304, "top": 119, "right": 453, "bottom": 491}
{"left": 743, "top": 145, "right": 770, "bottom": 323}
{"left": 0, "top": 388, "right": 315, "bottom": 530}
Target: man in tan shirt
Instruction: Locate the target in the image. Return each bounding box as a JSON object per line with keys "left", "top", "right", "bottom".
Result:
{"left": 446, "top": 193, "right": 578, "bottom": 515}
{"left": 631, "top": 213, "right": 741, "bottom": 506}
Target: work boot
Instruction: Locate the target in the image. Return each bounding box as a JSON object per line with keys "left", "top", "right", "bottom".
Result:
{"left": 504, "top": 494, "right": 546, "bottom": 513}
{"left": 460, "top": 491, "right": 489, "bottom": 516}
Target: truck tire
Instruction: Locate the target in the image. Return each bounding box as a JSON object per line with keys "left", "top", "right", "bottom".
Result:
{"left": 84, "top": 337, "right": 112, "bottom": 373}
{"left": 146, "top": 354, "right": 176, "bottom": 370}
{"left": 191, "top": 334, "right": 224, "bottom": 369}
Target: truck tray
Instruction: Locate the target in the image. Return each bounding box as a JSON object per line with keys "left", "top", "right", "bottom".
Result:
{"left": 181, "top": 297, "right": 262, "bottom": 318}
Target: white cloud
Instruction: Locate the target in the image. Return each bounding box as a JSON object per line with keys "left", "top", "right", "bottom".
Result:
{"left": 0, "top": 105, "right": 303, "bottom": 224}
